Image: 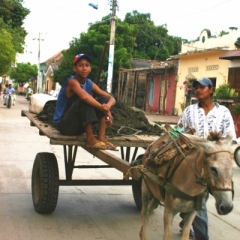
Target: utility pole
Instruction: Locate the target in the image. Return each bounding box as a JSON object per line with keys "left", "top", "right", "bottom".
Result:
{"left": 33, "top": 32, "right": 44, "bottom": 93}
{"left": 107, "top": 0, "right": 118, "bottom": 93}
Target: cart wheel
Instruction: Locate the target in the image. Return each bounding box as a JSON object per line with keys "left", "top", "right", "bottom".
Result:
{"left": 132, "top": 154, "right": 144, "bottom": 210}
{"left": 32, "top": 152, "right": 59, "bottom": 213}
{"left": 234, "top": 146, "right": 240, "bottom": 167}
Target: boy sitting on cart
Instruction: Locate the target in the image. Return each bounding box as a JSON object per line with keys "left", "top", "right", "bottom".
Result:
{"left": 53, "top": 53, "right": 117, "bottom": 150}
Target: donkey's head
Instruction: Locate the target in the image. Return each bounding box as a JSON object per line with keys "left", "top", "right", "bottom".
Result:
{"left": 182, "top": 132, "right": 234, "bottom": 215}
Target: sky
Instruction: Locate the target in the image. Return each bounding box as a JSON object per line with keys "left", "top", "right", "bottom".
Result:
{"left": 17, "top": 0, "right": 239, "bottom": 65}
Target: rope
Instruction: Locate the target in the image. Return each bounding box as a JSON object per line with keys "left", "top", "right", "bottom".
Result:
{"left": 166, "top": 131, "right": 207, "bottom": 186}
{"left": 207, "top": 150, "right": 231, "bottom": 155}
{"left": 124, "top": 164, "right": 145, "bottom": 180}
{"left": 117, "top": 126, "right": 142, "bottom": 136}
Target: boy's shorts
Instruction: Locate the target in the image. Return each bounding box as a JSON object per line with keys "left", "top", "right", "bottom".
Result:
{"left": 57, "top": 96, "right": 108, "bottom": 135}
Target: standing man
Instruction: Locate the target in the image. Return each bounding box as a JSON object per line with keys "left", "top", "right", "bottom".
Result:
{"left": 178, "top": 77, "right": 236, "bottom": 240}
{"left": 53, "top": 53, "right": 117, "bottom": 150}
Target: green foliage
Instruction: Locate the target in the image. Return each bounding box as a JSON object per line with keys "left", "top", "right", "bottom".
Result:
{"left": 9, "top": 62, "right": 38, "bottom": 84}
{"left": 124, "top": 11, "right": 181, "bottom": 60}
{"left": 54, "top": 17, "right": 135, "bottom": 86}
{"left": 236, "top": 37, "right": 240, "bottom": 46}
{"left": 0, "top": 0, "right": 30, "bottom": 27}
{"left": 229, "top": 103, "right": 240, "bottom": 115}
{"left": 54, "top": 11, "right": 182, "bottom": 87}
{"left": 0, "top": 0, "right": 30, "bottom": 74}
{"left": 0, "top": 28, "right": 16, "bottom": 75}
{"left": 179, "top": 102, "right": 189, "bottom": 112}
{"left": 0, "top": 0, "right": 30, "bottom": 54}
{"left": 213, "top": 83, "right": 238, "bottom": 99}
{"left": 219, "top": 30, "right": 228, "bottom": 37}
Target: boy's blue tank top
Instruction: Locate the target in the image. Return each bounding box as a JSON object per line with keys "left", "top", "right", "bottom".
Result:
{"left": 53, "top": 76, "right": 93, "bottom": 124}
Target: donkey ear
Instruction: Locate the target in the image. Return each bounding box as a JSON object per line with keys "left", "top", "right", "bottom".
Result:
{"left": 221, "top": 131, "right": 234, "bottom": 147}
{"left": 224, "top": 131, "right": 233, "bottom": 142}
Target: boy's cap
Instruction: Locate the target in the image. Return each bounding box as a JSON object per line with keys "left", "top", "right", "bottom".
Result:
{"left": 192, "top": 77, "right": 213, "bottom": 87}
{"left": 73, "top": 54, "right": 91, "bottom": 64}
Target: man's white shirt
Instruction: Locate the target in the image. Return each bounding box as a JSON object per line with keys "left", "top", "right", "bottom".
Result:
{"left": 178, "top": 102, "right": 236, "bottom": 140}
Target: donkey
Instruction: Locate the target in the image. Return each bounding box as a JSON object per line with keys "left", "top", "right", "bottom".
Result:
{"left": 139, "top": 132, "right": 234, "bottom": 240}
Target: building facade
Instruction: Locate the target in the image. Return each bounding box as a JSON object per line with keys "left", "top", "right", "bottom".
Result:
{"left": 118, "top": 59, "right": 178, "bottom": 115}
{"left": 41, "top": 51, "right": 63, "bottom": 95}
{"left": 173, "top": 27, "right": 238, "bottom": 115}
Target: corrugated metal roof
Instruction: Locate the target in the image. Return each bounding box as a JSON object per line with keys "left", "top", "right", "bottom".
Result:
{"left": 219, "top": 50, "right": 240, "bottom": 60}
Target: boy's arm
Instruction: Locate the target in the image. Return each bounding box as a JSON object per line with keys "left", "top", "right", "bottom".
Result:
{"left": 92, "top": 82, "right": 116, "bottom": 109}
{"left": 67, "top": 79, "right": 107, "bottom": 111}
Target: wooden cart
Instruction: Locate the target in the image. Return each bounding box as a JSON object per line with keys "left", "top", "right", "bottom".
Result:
{"left": 21, "top": 110, "right": 158, "bottom": 213}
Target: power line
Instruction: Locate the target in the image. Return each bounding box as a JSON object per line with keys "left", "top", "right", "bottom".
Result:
{"left": 164, "top": 0, "right": 231, "bottom": 22}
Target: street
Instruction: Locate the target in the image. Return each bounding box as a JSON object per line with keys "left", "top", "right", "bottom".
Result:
{"left": 0, "top": 95, "right": 240, "bottom": 240}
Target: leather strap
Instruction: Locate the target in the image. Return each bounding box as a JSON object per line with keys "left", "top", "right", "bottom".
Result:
{"left": 142, "top": 169, "right": 207, "bottom": 211}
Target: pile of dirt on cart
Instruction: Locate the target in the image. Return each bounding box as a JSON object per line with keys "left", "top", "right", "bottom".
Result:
{"left": 37, "top": 100, "right": 164, "bottom": 137}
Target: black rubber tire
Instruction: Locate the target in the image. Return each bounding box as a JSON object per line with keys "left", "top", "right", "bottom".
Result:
{"left": 32, "top": 152, "right": 59, "bottom": 213}
{"left": 7, "top": 97, "right": 11, "bottom": 108}
{"left": 132, "top": 154, "right": 144, "bottom": 210}
{"left": 234, "top": 146, "right": 240, "bottom": 167}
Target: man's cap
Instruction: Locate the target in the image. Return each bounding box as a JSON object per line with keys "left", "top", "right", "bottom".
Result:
{"left": 73, "top": 54, "right": 91, "bottom": 64}
{"left": 192, "top": 77, "right": 213, "bottom": 87}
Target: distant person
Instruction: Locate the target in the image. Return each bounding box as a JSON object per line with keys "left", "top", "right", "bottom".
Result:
{"left": 3, "top": 84, "right": 9, "bottom": 95}
{"left": 26, "top": 87, "right": 33, "bottom": 99}
{"left": 4, "top": 84, "right": 16, "bottom": 105}
{"left": 49, "top": 87, "right": 58, "bottom": 98}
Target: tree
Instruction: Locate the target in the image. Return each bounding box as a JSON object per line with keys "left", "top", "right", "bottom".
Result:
{"left": 9, "top": 62, "right": 38, "bottom": 84}
{"left": 0, "top": 0, "right": 30, "bottom": 74}
{"left": 0, "top": 0, "right": 30, "bottom": 53}
{"left": 236, "top": 37, "right": 240, "bottom": 48}
{"left": 124, "top": 11, "right": 181, "bottom": 60}
{"left": 54, "top": 11, "right": 182, "bottom": 89}
{"left": 0, "top": 28, "right": 16, "bottom": 75}
{"left": 219, "top": 30, "right": 228, "bottom": 37}
{"left": 54, "top": 15, "right": 136, "bottom": 86}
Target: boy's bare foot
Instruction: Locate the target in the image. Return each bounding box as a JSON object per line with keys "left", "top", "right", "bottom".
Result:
{"left": 86, "top": 138, "right": 107, "bottom": 149}
{"left": 97, "top": 138, "right": 118, "bottom": 150}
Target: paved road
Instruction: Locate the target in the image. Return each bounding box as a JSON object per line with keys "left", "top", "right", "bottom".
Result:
{"left": 0, "top": 95, "right": 240, "bottom": 240}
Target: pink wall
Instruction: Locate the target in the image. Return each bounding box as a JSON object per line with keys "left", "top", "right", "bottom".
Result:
{"left": 148, "top": 75, "right": 160, "bottom": 112}
{"left": 147, "top": 73, "right": 176, "bottom": 115}
{"left": 165, "top": 74, "right": 176, "bottom": 115}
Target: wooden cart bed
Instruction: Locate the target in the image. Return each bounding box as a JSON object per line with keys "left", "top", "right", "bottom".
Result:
{"left": 21, "top": 110, "right": 160, "bottom": 212}
{"left": 21, "top": 110, "right": 158, "bottom": 176}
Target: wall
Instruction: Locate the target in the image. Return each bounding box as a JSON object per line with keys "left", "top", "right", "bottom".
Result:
{"left": 148, "top": 71, "right": 177, "bottom": 115}
{"left": 174, "top": 27, "right": 238, "bottom": 115}
{"left": 181, "top": 27, "right": 238, "bottom": 54}
{"left": 175, "top": 51, "right": 230, "bottom": 114}
{"left": 229, "top": 60, "right": 240, "bottom": 68}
